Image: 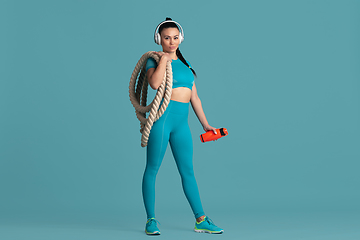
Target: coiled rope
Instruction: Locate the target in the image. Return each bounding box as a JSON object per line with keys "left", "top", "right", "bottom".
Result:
{"left": 129, "top": 51, "right": 173, "bottom": 147}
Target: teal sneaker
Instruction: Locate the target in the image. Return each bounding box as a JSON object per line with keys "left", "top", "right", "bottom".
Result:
{"left": 194, "top": 216, "right": 224, "bottom": 234}
{"left": 145, "top": 218, "right": 160, "bottom": 235}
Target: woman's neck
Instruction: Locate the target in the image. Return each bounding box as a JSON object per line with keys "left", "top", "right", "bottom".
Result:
{"left": 164, "top": 51, "right": 177, "bottom": 60}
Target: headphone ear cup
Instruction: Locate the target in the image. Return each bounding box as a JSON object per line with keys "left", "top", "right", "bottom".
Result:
{"left": 179, "top": 32, "right": 184, "bottom": 44}
{"left": 155, "top": 33, "right": 161, "bottom": 45}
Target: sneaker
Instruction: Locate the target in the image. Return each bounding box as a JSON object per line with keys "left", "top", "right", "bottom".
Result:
{"left": 194, "top": 216, "right": 224, "bottom": 234}
{"left": 145, "top": 218, "right": 160, "bottom": 235}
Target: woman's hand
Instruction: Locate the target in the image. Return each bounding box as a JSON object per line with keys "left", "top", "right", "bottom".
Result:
{"left": 147, "top": 51, "right": 173, "bottom": 90}
{"left": 203, "top": 124, "right": 217, "bottom": 135}
{"left": 153, "top": 51, "right": 172, "bottom": 62}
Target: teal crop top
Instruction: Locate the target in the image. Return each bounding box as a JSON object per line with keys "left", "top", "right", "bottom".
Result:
{"left": 146, "top": 57, "right": 194, "bottom": 90}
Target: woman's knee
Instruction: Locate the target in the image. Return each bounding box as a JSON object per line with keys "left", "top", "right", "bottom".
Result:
{"left": 144, "top": 162, "right": 161, "bottom": 176}
{"left": 178, "top": 164, "right": 195, "bottom": 178}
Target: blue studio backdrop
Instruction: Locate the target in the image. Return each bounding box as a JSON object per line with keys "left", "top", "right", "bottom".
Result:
{"left": 1, "top": 0, "right": 359, "bottom": 239}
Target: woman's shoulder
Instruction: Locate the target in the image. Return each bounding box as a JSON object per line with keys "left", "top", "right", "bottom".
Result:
{"left": 147, "top": 57, "right": 157, "bottom": 64}
{"left": 146, "top": 57, "right": 157, "bottom": 71}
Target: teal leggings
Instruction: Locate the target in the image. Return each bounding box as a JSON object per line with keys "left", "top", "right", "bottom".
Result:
{"left": 142, "top": 100, "right": 205, "bottom": 219}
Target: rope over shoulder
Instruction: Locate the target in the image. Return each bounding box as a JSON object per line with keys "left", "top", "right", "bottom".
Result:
{"left": 129, "top": 51, "right": 173, "bottom": 147}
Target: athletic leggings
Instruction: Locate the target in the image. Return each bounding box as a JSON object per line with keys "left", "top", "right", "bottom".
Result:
{"left": 142, "top": 100, "right": 205, "bottom": 219}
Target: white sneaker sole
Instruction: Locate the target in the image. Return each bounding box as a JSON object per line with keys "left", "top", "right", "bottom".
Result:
{"left": 145, "top": 230, "right": 160, "bottom": 235}
{"left": 194, "top": 228, "right": 224, "bottom": 234}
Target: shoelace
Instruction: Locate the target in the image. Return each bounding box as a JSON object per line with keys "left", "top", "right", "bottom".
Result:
{"left": 205, "top": 217, "right": 215, "bottom": 225}
{"left": 147, "top": 218, "right": 161, "bottom": 226}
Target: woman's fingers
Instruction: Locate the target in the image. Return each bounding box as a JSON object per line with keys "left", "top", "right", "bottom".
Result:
{"left": 204, "top": 125, "right": 217, "bottom": 135}
{"left": 153, "top": 51, "right": 172, "bottom": 62}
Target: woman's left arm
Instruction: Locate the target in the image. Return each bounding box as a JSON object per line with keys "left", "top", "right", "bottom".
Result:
{"left": 190, "top": 83, "right": 217, "bottom": 134}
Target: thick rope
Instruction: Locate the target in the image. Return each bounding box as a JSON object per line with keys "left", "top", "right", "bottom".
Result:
{"left": 129, "top": 51, "right": 173, "bottom": 147}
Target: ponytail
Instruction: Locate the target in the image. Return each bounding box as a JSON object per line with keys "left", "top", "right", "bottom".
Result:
{"left": 176, "top": 48, "right": 197, "bottom": 77}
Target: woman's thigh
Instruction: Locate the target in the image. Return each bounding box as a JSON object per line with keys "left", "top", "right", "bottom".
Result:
{"left": 169, "top": 121, "right": 194, "bottom": 173}
{"left": 146, "top": 112, "right": 171, "bottom": 169}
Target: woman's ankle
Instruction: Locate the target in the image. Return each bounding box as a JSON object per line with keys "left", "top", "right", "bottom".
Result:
{"left": 196, "top": 215, "right": 206, "bottom": 223}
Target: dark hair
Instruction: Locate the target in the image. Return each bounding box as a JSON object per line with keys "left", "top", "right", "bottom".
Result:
{"left": 158, "top": 17, "right": 197, "bottom": 77}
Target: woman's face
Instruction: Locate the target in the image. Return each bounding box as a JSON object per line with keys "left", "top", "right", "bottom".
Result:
{"left": 160, "top": 27, "right": 180, "bottom": 53}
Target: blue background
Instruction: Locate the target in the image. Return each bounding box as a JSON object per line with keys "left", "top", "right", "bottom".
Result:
{"left": 1, "top": 0, "right": 359, "bottom": 239}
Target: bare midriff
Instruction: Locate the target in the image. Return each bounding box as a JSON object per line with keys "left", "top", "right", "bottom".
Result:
{"left": 170, "top": 87, "right": 192, "bottom": 103}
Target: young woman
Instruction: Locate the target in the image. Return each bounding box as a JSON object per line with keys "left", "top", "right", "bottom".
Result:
{"left": 142, "top": 17, "right": 224, "bottom": 235}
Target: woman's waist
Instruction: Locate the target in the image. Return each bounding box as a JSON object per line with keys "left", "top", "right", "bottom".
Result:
{"left": 170, "top": 87, "right": 192, "bottom": 103}
{"left": 160, "top": 99, "right": 190, "bottom": 116}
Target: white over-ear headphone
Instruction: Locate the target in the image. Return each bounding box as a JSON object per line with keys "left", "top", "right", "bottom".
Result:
{"left": 154, "top": 20, "right": 184, "bottom": 45}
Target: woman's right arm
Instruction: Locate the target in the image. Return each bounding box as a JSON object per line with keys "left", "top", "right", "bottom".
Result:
{"left": 147, "top": 53, "right": 172, "bottom": 90}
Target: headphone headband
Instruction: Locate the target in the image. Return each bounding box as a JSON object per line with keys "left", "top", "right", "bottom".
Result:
{"left": 154, "top": 20, "right": 184, "bottom": 45}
